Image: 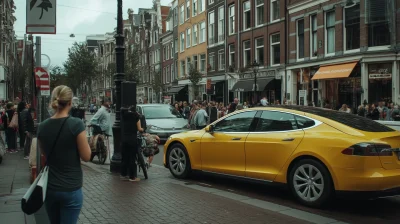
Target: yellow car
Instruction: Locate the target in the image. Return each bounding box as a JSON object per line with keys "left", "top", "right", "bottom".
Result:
{"left": 163, "top": 106, "right": 400, "bottom": 207}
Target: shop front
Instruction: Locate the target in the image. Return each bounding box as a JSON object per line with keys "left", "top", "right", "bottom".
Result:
{"left": 231, "top": 77, "right": 281, "bottom": 105}
{"left": 166, "top": 85, "right": 188, "bottom": 102}
{"left": 312, "top": 61, "right": 361, "bottom": 111}
{"left": 367, "top": 63, "right": 392, "bottom": 104}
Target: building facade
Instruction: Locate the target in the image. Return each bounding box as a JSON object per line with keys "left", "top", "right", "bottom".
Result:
{"left": 286, "top": 0, "right": 400, "bottom": 109}
{"left": 177, "top": 0, "right": 208, "bottom": 102}
{"left": 160, "top": 10, "right": 175, "bottom": 104}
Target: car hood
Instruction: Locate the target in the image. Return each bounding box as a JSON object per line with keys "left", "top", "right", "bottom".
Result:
{"left": 147, "top": 118, "right": 188, "bottom": 129}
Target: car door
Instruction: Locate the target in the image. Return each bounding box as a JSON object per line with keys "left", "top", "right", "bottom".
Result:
{"left": 245, "top": 111, "right": 305, "bottom": 181}
{"left": 201, "top": 111, "right": 257, "bottom": 176}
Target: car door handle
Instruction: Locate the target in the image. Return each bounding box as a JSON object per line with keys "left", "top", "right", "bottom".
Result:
{"left": 232, "top": 138, "right": 241, "bottom": 140}
{"left": 282, "top": 138, "right": 295, "bottom": 142}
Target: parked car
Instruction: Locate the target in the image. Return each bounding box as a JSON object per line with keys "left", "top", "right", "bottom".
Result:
{"left": 163, "top": 105, "right": 400, "bottom": 207}
{"left": 375, "top": 120, "right": 400, "bottom": 131}
{"left": 136, "top": 104, "right": 189, "bottom": 141}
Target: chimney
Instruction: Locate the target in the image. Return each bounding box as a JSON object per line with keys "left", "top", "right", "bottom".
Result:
{"left": 128, "top": 8, "right": 134, "bottom": 23}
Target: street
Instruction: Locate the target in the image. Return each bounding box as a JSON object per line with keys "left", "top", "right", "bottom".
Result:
{"left": 83, "top": 113, "right": 400, "bottom": 224}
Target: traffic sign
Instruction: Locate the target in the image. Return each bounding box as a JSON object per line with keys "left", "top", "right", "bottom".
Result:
{"left": 35, "top": 67, "right": 50, "bottom": 96}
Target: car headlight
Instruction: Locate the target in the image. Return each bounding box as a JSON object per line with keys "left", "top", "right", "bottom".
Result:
{"left": 148, "top": 125, "right": 162, "bottom": 130}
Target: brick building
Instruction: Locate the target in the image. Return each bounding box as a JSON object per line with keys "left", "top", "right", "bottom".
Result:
{"left": 227, "top": 0, "right": 286, "bottom": 105}
{"left": 286, "top": 0, "right": 400, "bottom": 109}
{"left": 161, "top": 10, "right": 175, "bottom": 104}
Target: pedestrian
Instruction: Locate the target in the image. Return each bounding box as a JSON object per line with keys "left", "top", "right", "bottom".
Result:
{"left": 208, "top": 102, "right": 218, "bottom": 124}
{"left": 260, "top": 97, "right": 268, "bottom": 106}
{"left": 121, "top": 105, "right": 144, "bottom": 182}
{"left": 38, "top": 85, "right": 91, "bottom": 224}
{"left": 193, "top": 103, "right": 209, "bottom": 130}
{"left": 2, "top": 103, "right": 17, "bottom": 153}
{"left": 17, "top": 101, "right": 28, "bottom": 151}
{"left": 339, "top": 104, "right": 351, "bottom": 113}
{"left": 20, "top": 105, "right": 34, "bottom": 159}
{"left": 392, "top": 105, "right": 400, "bottom": 121}
{"left": 228, "top": 98, "right": 238, "bottom": 113}
{"left": 182, "top": 101, "right": 190, "bottom": 119}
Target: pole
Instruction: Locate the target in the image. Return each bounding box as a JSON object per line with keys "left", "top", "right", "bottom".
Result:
{"left": 110, "top": 0, "right": 126, "bottom": 172}
{"left": 254, "top": 70, "right": 257, "bottom": 105}
{"left": 35, "top": 36, "right": 42, "bottom": 174}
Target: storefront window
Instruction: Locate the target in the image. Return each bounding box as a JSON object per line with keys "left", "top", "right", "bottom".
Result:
{"left": 368, "top": 63, "right": 392, "bottom": 104}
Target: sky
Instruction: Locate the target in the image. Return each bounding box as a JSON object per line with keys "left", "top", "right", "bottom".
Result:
{"left": 14, "top": 0, "right": 171, "bottom": 68}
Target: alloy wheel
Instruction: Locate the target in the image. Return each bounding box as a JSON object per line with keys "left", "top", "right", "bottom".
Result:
{"left": 169, "top": 147, "right": 187, "bottom": 176}
{"left": 293, "top": 164, "right": 324, "bottom": 202}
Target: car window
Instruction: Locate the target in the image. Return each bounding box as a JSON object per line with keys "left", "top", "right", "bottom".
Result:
{"left": 213, "top": 111, "right": 257, "bottom": 132}
{"left": 142, "top": 105, "right": 183, "bottom": 119}
{"left": 255, "top": 111, "right": 298, "bottom": 132}
{"left": 295, "top": 115, "right": 315, "bottom": 129}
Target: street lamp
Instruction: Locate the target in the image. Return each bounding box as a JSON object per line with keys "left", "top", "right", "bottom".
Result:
{"left": 252, "top": 61, "right": 259, "bottom": 105}
{"left": 110, "top": 0, "right": 126, "bottom": 172}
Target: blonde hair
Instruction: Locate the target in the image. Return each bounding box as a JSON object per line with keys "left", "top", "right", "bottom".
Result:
{"left": 50, "top": 85, "right": 73, "bottom": 110}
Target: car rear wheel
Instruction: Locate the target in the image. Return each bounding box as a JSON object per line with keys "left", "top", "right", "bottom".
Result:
{"left": 288, "top": 159, "right": 334, "bottom": 207}
{"left": 167, "top": 143, "right": 191, "bottom": 179}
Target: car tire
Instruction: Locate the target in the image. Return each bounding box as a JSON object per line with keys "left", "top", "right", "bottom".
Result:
{"left": 288, "top": 159, "right": 334, "bottom": 207}
{"left": 167, "top": 143, "right": 191, "bottom": 179}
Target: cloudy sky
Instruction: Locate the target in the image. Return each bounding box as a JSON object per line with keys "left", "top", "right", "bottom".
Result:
{"left": 14, "top": 0, "right": 171, "bottom": 67}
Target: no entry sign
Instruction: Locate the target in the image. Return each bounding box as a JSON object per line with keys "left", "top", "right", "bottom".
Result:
{"left": 35, "top": 67, "right": 50, "bottom": 96}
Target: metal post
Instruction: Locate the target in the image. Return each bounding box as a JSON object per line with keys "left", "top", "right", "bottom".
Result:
{"left": 110, "top": 0, "right": 126, "bottom": 172}
{"left": 35, "top": 36, "right": 42, "bottom": 173}
{"left": 254, "top": 71, "right": 257, "bottom": 104}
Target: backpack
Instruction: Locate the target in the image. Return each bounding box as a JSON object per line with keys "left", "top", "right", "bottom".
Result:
{"left": 9, "top": 112, "right": 18, "bottom": 129}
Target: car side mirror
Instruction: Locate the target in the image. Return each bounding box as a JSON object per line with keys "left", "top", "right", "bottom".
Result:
{"left": 205, "top": 125, "right": 214, "bottom": 133}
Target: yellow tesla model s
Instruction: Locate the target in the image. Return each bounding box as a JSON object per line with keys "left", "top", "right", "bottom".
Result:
{"left": 163, "top": 106, "right": 400, "bottom": 207}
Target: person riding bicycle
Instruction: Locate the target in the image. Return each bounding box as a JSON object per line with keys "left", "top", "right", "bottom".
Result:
{"left": 89, "top": 98, "right": 112, "bottom": 136}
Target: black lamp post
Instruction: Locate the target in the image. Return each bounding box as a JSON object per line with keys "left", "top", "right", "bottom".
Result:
{"left": 252, "top": 61, "right": 259, "bottom": 105}
{"left": 110, "top": 0, "right": 126, "bottom": 172}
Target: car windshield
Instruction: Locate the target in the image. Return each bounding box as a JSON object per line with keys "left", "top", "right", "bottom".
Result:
{"left": 142, "top": 105, "right": 183, "bottom": 119}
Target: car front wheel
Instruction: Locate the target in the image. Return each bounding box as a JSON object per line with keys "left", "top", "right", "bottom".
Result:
{"left": 167, "top": 143, "right": 191, "bottom": 179}
{"left": 288, "top": 159, "right": 334, "bottom": 207}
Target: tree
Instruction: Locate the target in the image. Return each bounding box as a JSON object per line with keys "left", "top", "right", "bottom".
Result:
{"left": 49, "top": 65, "right": 67, "bottom": 90}
{"left": 188, "top": 64, "right": 203, "bottom": 100}
{"left": 63, "top": 42, "right": 99, "bottom": 95}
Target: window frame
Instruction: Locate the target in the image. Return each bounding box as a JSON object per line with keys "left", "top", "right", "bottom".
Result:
{"left": 213, "top": 111, "right": 258, "bottom": 133}
{"left": 218, "top": 6, "right": 225, "bottom": 43}
{"left": 271, "top": 0, "right": 280, "bottom": 22}
{"left": 255, "top": 37, "right": 264, "bottom": 66}
{"left": 243, "top": 40, "right": 251, "bottom": 67}
{"left": 243, "top": 1, "right": 251, "bottom": 31}
{"left": 192, "top": 0, "right": 198, "bottom": 17}
{"left": 208, "top": 11, "right": 215, "bottom": 45}
{"left": 218, "top": 49, "right": 225, "bottom": 71}
{"left": 199, "top": 0, "right": 205, "bottom": 13}
{"left": 228, "top": 44, "right": 235, "bottom": 67}
{"left": 228, "top": 4, "right": 235, "bottom": 35}
{"left": 208, "top": 53, "right": 215, "bottom": 72}
{"left": 297, "top": 19, "right": 305, "bottom": 60}
{"left": 193, "top": 24, "right": 198, "bottom": 46}
{"left": 343, "top": 4, "right": 361, "bottom": 53}
{"left": 200, "top": 54, "right": 206, "bottom": 73}
{"left": 270, "top": 33, "right": 280, "bottom": 66}
{"left": 186, "top": 0, "right": 190, "bottom": 21}
{"left": 180, "top": 60, "right": 186, "bottom": 77}
{"left": 199, "top": 21, "right": 206, "bottom": 43}
{"left": 180, "top": 32, "right": 185, "bottom": 53}
{"left": 180, "top": 4, "right": 185, "bottom": 25}
{"left": 253, "top": 111, "right": 320, "bottom": 133}
{"left": 255, "top": 0, "right": 264, "bottom": 27}
{"left": 325, "top": 10, "right": 336, "bottom": 56}
{"left": 310, "top": 14, "right": 318, "bottom": 59}
{"left": 186, "top": 28, "right": 191, "bottom": 48}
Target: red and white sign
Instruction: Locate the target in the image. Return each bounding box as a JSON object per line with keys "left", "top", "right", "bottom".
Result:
{"left": 35, "top": 67, "right": 50, "bottom": 96}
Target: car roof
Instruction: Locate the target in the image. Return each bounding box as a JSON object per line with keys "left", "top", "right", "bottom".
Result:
{"left": 245, "top": 105, "right": 393, "bottom": 132}
{"left": 137, "top": 104, "right": 170, "bottom": 107}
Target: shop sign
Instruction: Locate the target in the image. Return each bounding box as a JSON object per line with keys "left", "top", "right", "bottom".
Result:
{"left": 368, "top": 64, "right": 392, "bottom": 79}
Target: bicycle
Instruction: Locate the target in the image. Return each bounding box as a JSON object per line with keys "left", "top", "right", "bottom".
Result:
{"left": 137, "top": 133, "right": 148, "bottom": 179}
{"left": 87, "top": 125, "right": 110, "bottom": 165}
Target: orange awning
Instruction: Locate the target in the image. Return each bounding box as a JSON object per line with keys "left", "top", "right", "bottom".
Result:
{"left": 312, "top": 62, "right": 358, "bottom": 80}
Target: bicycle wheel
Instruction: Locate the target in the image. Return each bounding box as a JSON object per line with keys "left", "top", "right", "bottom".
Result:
{"left": 137, "top": 150, "right": 148, "bottom": 179}
{"left": 97, "top": 139, "right": 107, "bottom": 165}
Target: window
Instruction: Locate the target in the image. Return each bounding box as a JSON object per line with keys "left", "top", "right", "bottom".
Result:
{"left": 193, "top": 0, "right": 198, "bottom": 16}
{"left": 163, "top": 46, "right": 166, "bottom": 61}
{"left": 199, "top": 0, "right": 205, "bottom": 13}
{"left": 193, "top": 24, "right": 198, "bottom": 45}
{"left": 186, "top": 0, "right": 190, "bottom": 20}
{"left": 256, "top": 0, "right": 264, "bottom": 26}
{"left": 218, "top": 7, "right": 225, "bottom": 42}
{"left": 271, "top": 0, "right": 280, "bottom": 21}
{"left": 213, "top": 111, "right": 257, "bottom": 132}
{"left": 208, "top": 54, "right": 215, "bottom": 71}
{"left": 255, "top": 38, "right": 264, "bottom": 65}
{"left": 218, "top": 50, "right": 225, "bottom": 71}
{"left": 170, "top": 64, "right": 174, "bottom": 82}
{"left": 209, "top": 0, "right": 214, "bottom": 4}
{"left": 208, "top": 11, "right": 215, "bottom": 44}
{"left": 193, "top": 55, "right": 198, "bottom": 70}
{"left": 271, "top": 33, "right": 280, "bottom": 65}
{"left": 255, "top": 111, "right": 297, "bottom": 132}
{"left": 367, "top": 0, "right": 390, "bottom": 47}
{"left": 170, "top": 43, "right": 174, "bottom": 58}
{"left": 229, "top": 44, "right": 235, "bottom": 66}
{"left": 166, "top": 66, "right": 170, "bottom": 83}
{"left": 243, "top": 40, "right": 251, "bottom": 67}
{"left": 180, "top": 60, "right": 186, "bottom": 77}
{"left": 295, "top": 116, "right": 315, "bottom": 129}
{"left": 297, "top": 19, "right": 304, "bottom": 59}
{"left": 174, "top": 60, "right": 178, "bottom": 80}
{"left": 180, "top": 5, "right": 184, "bottom": 24}
{"left": 228, "top": 5, "right": 235, "bottom": 35}
{"left": 167, "top": 45, "right": 170, "bottom": 60}
{"left": 186, "top": 57, "right": 191, "bottom": 74}
{"left": 326, "top": 10, "right": 335, "bottom": 54}
{"left": 243, "top": 1, "right": 251, "bottom": 30}
{"left": 199, "top": 21, "right": 206, "bottom": 43}
{"left": 186, "top": 28, "right": 191, "bottom": 48}
{"left": 200, "top": 54, "right": 206, "bottom": 72}
{"left": 175, "top": 38, "right": 178, "bottom": 53}
{"left": 345, "top": 4, "right": 360, "bottom": 51}
{"left": 180, "top": 32, "right": 185, "bottom": 52}
{"left": 174, "top": 8, "right": 178, "bottom": 26}
{"left": 310, "top": 15, "right": 318, "bottom": 57}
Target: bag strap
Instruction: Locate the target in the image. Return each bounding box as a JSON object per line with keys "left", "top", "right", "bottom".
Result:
{"left": 44, "top": 117, "right": 70, "bottom": 167}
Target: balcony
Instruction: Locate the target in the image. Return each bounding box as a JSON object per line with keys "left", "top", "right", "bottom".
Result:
{"left": 218, "top": 34, "right": 225, "bottom": 42}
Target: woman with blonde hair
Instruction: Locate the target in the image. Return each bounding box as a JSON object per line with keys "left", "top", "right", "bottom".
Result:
{"left": 37, "top": 85, "right": 91, "bottom": 224}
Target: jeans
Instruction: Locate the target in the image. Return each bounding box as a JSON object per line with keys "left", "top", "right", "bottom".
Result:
{"left": 5, "top": 128, "right": 16, "bottom": 150}
{"left": 121, "top": 142, "right": 138, "bottom": 179}
{"left": 24, "top": 132, "right": 33, "bottom": 157}
{"left": 45, "top": 188, "right": 83, "bottom": 224}
{"left": 19, "top": 129, "right": 26, "bottom": 149}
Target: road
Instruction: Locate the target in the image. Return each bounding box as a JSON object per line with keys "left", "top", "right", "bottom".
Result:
{"left": 85, "top": 113, "right": 400, "bottom": 224}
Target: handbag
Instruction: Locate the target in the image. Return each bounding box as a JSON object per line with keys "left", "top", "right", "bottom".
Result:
{"left": 21, "top": 117, "right": 69, "bottom": 215}
{"left": 9, "top": 112, "right": 18, "bottom": 129}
